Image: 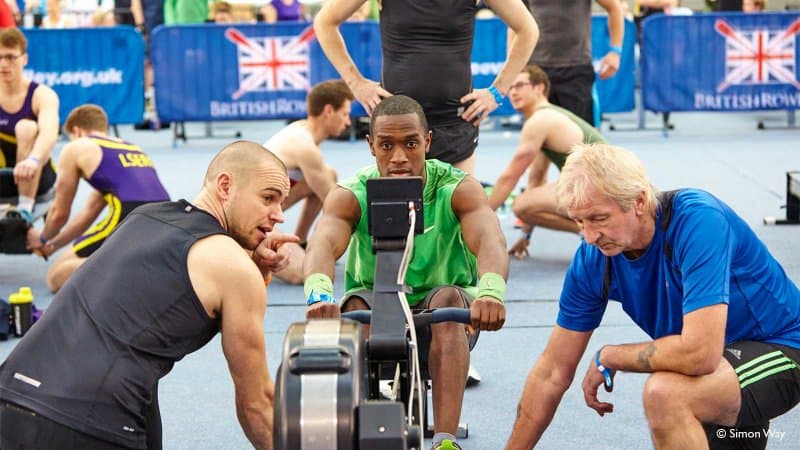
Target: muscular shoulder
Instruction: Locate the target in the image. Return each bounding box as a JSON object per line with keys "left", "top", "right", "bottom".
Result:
{"left": 32, "top": 83, "right": 59, "bottom": 109}
{"left": 188, "top": 234, "right": 264, "bottom": 316}
{"left": 265, "top": 124, "right": 317, "bottom": 158}
{"left": 527, "top": 107, "right": 568, "bottom": 130}
{"left": 274, "top": 134, "right": 318, "bottom": 155}
{"left": 325, "top": 186, "right": 361, "bottom": 223}
{"left": 192, "top": 234, "right": 257, "bottom": 278}
{"left": 62, "top": 137, "right": 102, "bottom": 170}
{"left": 451, "top": 175, "right": 487, "bottom": 216}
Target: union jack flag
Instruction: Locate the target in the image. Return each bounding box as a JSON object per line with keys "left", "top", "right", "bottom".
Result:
{"left": 225, "top": 27, "right": 316, "bottom": 100}
{"left": 714, "top": 18, "right": 800, "bottom": 92}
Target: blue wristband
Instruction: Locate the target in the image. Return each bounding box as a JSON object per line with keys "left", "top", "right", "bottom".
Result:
{"left": 307, "top": 291, "right": 336, "bottom": 306}
{"left": 609, "top": 45, "right": 622, "bottom": 55}
{"left": 595, "top": 348, "right": 614, "bottom": 391}
{"left": 487, "top": 85, "right": 504, "bottom": 107}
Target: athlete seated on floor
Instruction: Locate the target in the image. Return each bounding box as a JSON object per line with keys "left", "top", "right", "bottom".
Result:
{"left": 505, "top": 143, "right": 800, "bottom": 450}
{"left": 262, "top": 79, "right": 353, "bottom": 284}
{"left": 0, "top": 28, "right": 59, "bottom": 223}
{"left": 303, "top": 95, "right": 508, "bottom": 450}
{"left": 486, "top": 65, "right": 606, "bottom": 259}
{"left": 26, "top": 104, "right": 170, "bottom": 293}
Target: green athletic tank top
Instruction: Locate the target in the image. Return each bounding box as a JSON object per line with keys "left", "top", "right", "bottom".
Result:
{"left": 538, "top": 104, "right": 607, "bottom": 170}
{"left": 341, "top": 159, "right": 478, "bottom": 305}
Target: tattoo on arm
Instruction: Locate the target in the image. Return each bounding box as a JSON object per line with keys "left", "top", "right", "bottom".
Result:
{"left": 637, "top": 343, "right": 657, "bottom": 371}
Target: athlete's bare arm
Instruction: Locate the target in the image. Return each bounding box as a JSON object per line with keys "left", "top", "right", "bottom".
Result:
{"left": 29, "top": 85, "right": 59, "bottom": 168}
{"left": 505, "top": 326, "right": 592, "bottom": 449}
{"left": 190, "top": 235, "right": 275, "bottom": 450}
{"left": 37, "top": 142, "right": 83, "bottom": 238}
{"left": 488, "top": 116, "right": 548, "bottom": 210}
{"left": 595, "top": 0, "right": 624, "bottom": 79}
{"left": 294, "top": 145, "right": 336, "bottom": 202}
{"left": 314, "top": 0, "right": 392, "bottom": 114}
{"left": 30, "top": 190, "right": 105, "bottom": 256}
{"left": 452, "top": 176, "right": 508, "bottom": 331}
{"left": 303, "top": 187, "right": 360, "bottom": 319}
{"left": 460, "top": 0, "right": 538, "bottom": 125}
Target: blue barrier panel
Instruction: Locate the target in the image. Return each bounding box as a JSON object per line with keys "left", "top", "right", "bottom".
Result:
{"left": 591, "top": 16, "right": 637, "bottom": 113}
{"left": 472, "top": 17, "right": 636, "bottom": 116}
{"left": 151, "top": 22, "right": 381, "bottom": 122}
{"left": 641, "top": 12, "right": 800, "bottom": 112}
{"left": 23, "top": 27, "right": 145, "bottom": 125}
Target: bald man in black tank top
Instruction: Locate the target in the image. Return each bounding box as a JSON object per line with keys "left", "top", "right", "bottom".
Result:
{"left": 0, "top": 142, "right": 298, "bottom": 450}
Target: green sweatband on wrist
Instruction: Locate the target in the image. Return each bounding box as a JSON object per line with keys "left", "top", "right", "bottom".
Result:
{"left": 477, "top": 272, "right": 506, "bottom": 303}
{"left": 304, "top": 273, "right": 335, "bottom": 305}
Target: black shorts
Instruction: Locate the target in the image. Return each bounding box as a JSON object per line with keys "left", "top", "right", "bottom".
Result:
{"left": 539, "top": 64, "right": 595, "bottom": 126}
{"left": 0, "top": 139, "right": 57, "bottom": 198}
{"left": 704, "top": 341, "right": 800, "bottom": 450}
{"left": 0, "top": 401, "right": 137, "bottom": 450}
{"left": 72, "top": 201, "right": 146, "bottom": 258}
{"left": 427, "top": 120, "right": 478, "bottom": 166}
{"left": 342, "top": 285, "right": 478, "bottom": 377}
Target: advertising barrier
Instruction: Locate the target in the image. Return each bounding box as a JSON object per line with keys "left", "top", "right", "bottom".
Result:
{"left": 23, "top": 27, "right": 145, "bottom": 124}
{"left": 151, "top": 22, "right": 380, "bottom": 122}
{"left": 641, "top": 12, "right": 800, "bottom": 113}
{"left": 153, "top": 17, "right": 637, "bottom": 122}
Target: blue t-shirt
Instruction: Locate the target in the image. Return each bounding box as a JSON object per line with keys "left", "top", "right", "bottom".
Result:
{"left": 558, "top": 189, "right": 800, "bottom": 348}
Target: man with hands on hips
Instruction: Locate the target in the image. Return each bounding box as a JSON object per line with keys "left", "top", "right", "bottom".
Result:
{"left": 313, "top": 0, "right": 538, "bottom": 175}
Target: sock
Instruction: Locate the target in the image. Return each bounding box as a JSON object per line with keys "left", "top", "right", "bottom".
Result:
{"left": 432, "top": 432, "right": 456, "bottom": 447}
{"left": 17, "top": 196, "right": 34, "bottom": 214}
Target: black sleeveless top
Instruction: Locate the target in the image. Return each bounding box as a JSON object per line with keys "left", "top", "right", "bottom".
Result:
{"left": 0, "top": 200, "right": 224, "bottom": 448}
{"left": 380, "top": 0, "right": 477, "bottom": 127}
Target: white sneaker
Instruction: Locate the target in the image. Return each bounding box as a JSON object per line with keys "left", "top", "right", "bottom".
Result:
{"left": 467, "top": 364, "right": 481, "bottom": 387}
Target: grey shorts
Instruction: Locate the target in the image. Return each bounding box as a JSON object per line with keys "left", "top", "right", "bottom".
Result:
{"left": 342, "top": 286, "right": 478, "bottom": 375}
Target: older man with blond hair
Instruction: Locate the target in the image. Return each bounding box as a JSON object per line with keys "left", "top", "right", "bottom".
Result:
{"left": 506, "top": 143, "right": 800, "bottom": 450}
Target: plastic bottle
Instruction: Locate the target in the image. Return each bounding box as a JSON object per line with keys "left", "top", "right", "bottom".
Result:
{"left": 10, "top": 287, "right": 33, "bottom": 337}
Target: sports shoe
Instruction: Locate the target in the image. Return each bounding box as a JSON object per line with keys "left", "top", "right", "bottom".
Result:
{"left": 18, "top": 209, "right": 33, "bottom": 224}
{"left": 3, "top": 207, "right": 33, "bottom": 225}
{"left": 466, "top": 364, "right": 481, "bottom": 387}
{"left": 432, "top": 439, "right": 462, "bottom": 450}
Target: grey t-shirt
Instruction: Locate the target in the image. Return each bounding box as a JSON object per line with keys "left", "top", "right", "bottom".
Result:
{"left": 525, "top": 0, "right": 593, "bottom": 67}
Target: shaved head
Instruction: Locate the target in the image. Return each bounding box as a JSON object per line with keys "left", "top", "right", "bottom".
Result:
{"left": 205, "top": 140, "right": 287, "bottom": 187}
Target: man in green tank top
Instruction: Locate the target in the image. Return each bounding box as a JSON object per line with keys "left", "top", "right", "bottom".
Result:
{"left": 302, "top": 95, "right": 509, "bottom": 450}
{"left": 487, "top": 65, "right": 607, "bottom": 259}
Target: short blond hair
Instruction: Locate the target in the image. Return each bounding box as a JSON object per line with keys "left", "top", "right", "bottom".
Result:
{"left": 556, "top": 143, "right": 659, "bottom": 216}
{"left": 64, "top": 104, "right": 109, "bottom": 134}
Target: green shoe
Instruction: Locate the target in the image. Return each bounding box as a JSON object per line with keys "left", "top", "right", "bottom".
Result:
{"left": 432, "top": 439, "right": 462, "bottom": 450}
